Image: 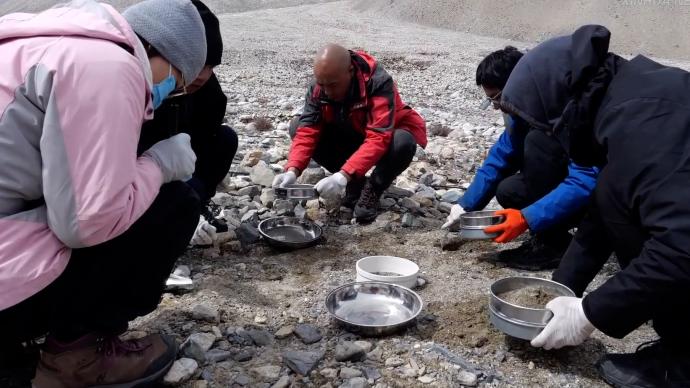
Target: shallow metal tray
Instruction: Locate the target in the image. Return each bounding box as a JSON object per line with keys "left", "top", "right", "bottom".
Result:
{"left": 326, "top": 282, "right": 423, "bottom": 336}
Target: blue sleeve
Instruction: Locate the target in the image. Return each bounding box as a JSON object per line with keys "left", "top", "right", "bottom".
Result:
{"left": 459, "top": 128, "right": 520, "bottom": 211}
{"left": 522, "top": 162, "right": 599, "bottom": 232}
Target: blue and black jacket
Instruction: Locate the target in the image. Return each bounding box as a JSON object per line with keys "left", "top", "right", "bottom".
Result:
{"left": 459, "top": 115, "right": 599, "bottom": 232}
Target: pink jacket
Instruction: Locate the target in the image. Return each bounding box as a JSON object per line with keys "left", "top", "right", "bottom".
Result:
{"left": 0, "top": 1, "right": 164, "bottom": 310}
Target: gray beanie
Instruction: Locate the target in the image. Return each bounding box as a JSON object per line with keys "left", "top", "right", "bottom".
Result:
{"left": 123, "top": 0, "right": 207, "bottom": 84}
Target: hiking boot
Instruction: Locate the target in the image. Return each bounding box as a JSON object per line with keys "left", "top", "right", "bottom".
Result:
{"left": 597, "top": 340, "right": 690, "bottom": 388}
{"left": 342, "top": 177, "right": 366, "bottom": 209}
{"left": 354, "top": 181, "right": 385, "bottom": 224}
{"left": 496, "top": 234, "right": 570, "bottom": 271}
{"left": 32, "top": 333, "right": 177, "bottom": 388}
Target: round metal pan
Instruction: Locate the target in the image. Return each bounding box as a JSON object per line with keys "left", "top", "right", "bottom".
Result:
{"left": 258, "top": 216, "right": 323, "bottom": 250}
{"left": 325, "top": 282, "right": 423, "bottom": 337}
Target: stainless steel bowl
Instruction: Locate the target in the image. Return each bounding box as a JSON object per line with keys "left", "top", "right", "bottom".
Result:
{"left": 274, "top": 184, "right": 317, "bottom": 200}
{"left": 489, "top": 276, "right": 575, "bottom": 340}
{"left": 326, "top": 282, "right": 423, "bottom": 336}
{"left": 458, "top": 210, "right": 505, "bottom": 239}
{"left": 258, "top": 217, "right": 323, "bottom": 250}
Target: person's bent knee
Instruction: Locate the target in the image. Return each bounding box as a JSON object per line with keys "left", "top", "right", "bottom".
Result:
{"left": 219, "top": 125, "right": 239, "bottom": 152}
{"left": 495, "top": 178, "right": 516, "bottom": 209}
{"left": 391, "top": 129, "right": 417, "bottom": 157}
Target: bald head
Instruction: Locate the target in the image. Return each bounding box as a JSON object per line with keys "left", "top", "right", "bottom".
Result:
{"left": 313, "top": 44, "right": 353, "bottom": 102}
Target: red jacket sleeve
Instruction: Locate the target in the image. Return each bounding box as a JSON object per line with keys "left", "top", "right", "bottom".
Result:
{"left": 341, "top": 69, "right": 397, "bottom": 176}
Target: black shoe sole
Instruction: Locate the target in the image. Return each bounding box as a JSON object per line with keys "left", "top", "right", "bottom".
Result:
{"left": 597, "top": 360, "right": 660, "bottom": 388}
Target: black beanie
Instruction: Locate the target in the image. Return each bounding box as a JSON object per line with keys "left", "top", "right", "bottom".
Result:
{"left": 192, "top": 0, "right": 223, "bottom": 67}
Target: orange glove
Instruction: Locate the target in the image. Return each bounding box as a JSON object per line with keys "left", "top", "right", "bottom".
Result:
{"left": 483, "top": 209, "right": 528, "bottom": 243}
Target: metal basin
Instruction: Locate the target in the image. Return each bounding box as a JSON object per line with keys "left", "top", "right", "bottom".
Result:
{"left": 459, "top": 210, "right": 504, "bottom": 239}
{"left": 326, "top": 282, "right": 423, "bottom": 336}
{"left": 489, "top": 276, "right": 575, "bottom": 340}
{"left": 274, "top": 184, "right": 317, "bottom": 200}
{"left": 258, "top": 217, "right": 322, "bottom": 250}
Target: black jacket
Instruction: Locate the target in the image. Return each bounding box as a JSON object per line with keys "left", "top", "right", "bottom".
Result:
{"left": 580, "top": 55, "right": 690, "bottom": 338}
{"left": 138, "top": 73, "right": 227, "bottom": 154}
{"left": 137, "top": 73, "right": 230, "bottom": 202}
{"left": 503, "top": 25, "right": 690, "bottom": 338}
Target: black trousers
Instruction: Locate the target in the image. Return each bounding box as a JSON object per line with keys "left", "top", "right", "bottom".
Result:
{"left": 0, "top": 182, "right": 200, "bottom": 344}
{"left": 495, "top": 130, "right": 572, "bottom": 242}
{"left": 289, "top": 118, "right": 417, "bottom": 190}
{"left": 187, "top": 124, "right": 238, "bottom": 202}
{"left": 553, "top": 167, "right": 690, "bottom": 344}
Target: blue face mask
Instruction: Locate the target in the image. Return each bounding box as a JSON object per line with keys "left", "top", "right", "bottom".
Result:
{"left": 151, "top": 65, "right": 177, "bottom": 110}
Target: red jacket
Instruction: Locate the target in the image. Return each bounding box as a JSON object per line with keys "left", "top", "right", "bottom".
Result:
{"left": 285, "top": 51, "right": 427, "bottom": 177}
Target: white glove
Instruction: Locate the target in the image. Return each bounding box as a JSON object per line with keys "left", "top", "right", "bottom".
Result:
{"left": 441, "top": 204, "right": 466, "bottom": 229}
{"left": 272, "top": 170, "right": 297, "bottom": 188}
{"left": 190, "top": 216, "right": 216, "bottom": 246}
{"left": 315, "top": 172, "right": 348, "bottom": 200}
{"left": 531, "top": 296, "right": 595, "bottom": 350}
{"left": 143, "top": 133, "right": 197, "bottom": 183}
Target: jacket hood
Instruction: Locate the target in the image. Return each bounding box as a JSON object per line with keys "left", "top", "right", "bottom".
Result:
{"left": 0, "top": 0, "right": 153, "bottom": 91}
{"left": 500, "top": 25, "right": 613, "bottom": 132}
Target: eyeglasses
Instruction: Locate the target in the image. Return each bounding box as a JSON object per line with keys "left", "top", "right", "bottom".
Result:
{"left": 479, "top": 90, "right": 502, "bottom": 110}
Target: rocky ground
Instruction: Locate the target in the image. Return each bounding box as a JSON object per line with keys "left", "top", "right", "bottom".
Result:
{"left": 137, "top": 2, "right": 690, "bottom": 387}
{"left": 5, "top": 1, "right": 690, "bottom": 388}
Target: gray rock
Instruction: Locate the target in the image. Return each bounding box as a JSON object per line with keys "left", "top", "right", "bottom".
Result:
{"left": 399, "top": 197, "right": 420, "bottom": 211}
{"left": 173, "top": 265, "right": 191, "bottom": 277}
{"left": 248, "top": 329, "right": 275, "bottom": 347}
{"left": 457, "top": 370, "right": 478, "bottom": 386}
{"left": 274, "top": 325, "right": 294, "bottom": 339}
{"left": 385, "top": 186, "right": 414, "bottom": 199}
{"left": 181, "top": 333, "right": 216, "bottom": 362}
{"left": 205, "top": 349, "right": 232, "bottom": 363}
{"left": 250, "top": 161, "right": 276, "bottom": 187}
{"left": 379, "top": 197, "right": 396, "bottom": 209}
{"left": 294, "top": 203, "right": 306, "bottom": 219}
{"left": 299, "top": 167, "right": 326, "bottom": 184}
{"left": 335, "top": 342, "right": 366, "bottom": 362}
{"left": 163, "top": 358, "right": 198, "bottom": 385}
{"left": 241, "top": 209, "right": 259, "bottom": 224}
{"left": 294, "top": 324, "right": 322, "bottom": 344}
{"left": 339, "top": 367, "right": 363, "bottom": 379}
{"left": 233, "top": 349, "right": 254, "bottom": 362}
{"left": 251, "top": 365, "right": 281, "bottom": 383}
{"left": 273, "top": 199, "right": 295, "bottom": 216}
{"left": 418, "top": 375, "right": 435, "bottom": 384}
{"left": 363, "top": 367, "right": 381, "bottom": 381}
{"left": 238, "top": 185, "right": 261, "bottom": 198}
{"left": 353, "top": 341, "right": 373, "bottom": 353}
{"left": 234, "top": 374, "right": 250, "bottom": 386}
{"left": 236, "top": 223, "right": 261, "bottom": 245}
{"left": 437, "top": 202, "right": 453, "bottom": 213}
{"left": 271, "top": 375, "right": 291, "bottom": 388}
{"left": 283, "top": 350, "right": 324, "bottom": 376}
{"left": 384, "top": 356, "right": 405, "bottom": 367}
{"left": 191, "top": 304, "right": 219, "bottom": 322}
{"left": 339, "top": 377, "right": 368, "bottom": 388}
{"left": 402, "top": 213, "right": 421, "bottom": 227}
{"left": 441, "top": 190, "right": 462, "bottom": 203}
{"left": 320, "top": 368, "right": 338, "bottom": 379}
{"left": 260, "top": 189, "right": 275, "bottom": 207}
{"left": 367, "top": 347, "right": 383, "bottom": 361}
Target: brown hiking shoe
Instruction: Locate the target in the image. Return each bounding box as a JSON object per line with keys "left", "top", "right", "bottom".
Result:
{"left": 354, "top": 181, "right": 385, "bottom": 223}
{"left": 32, "top": 333, "right": 177, "bottom": 388}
